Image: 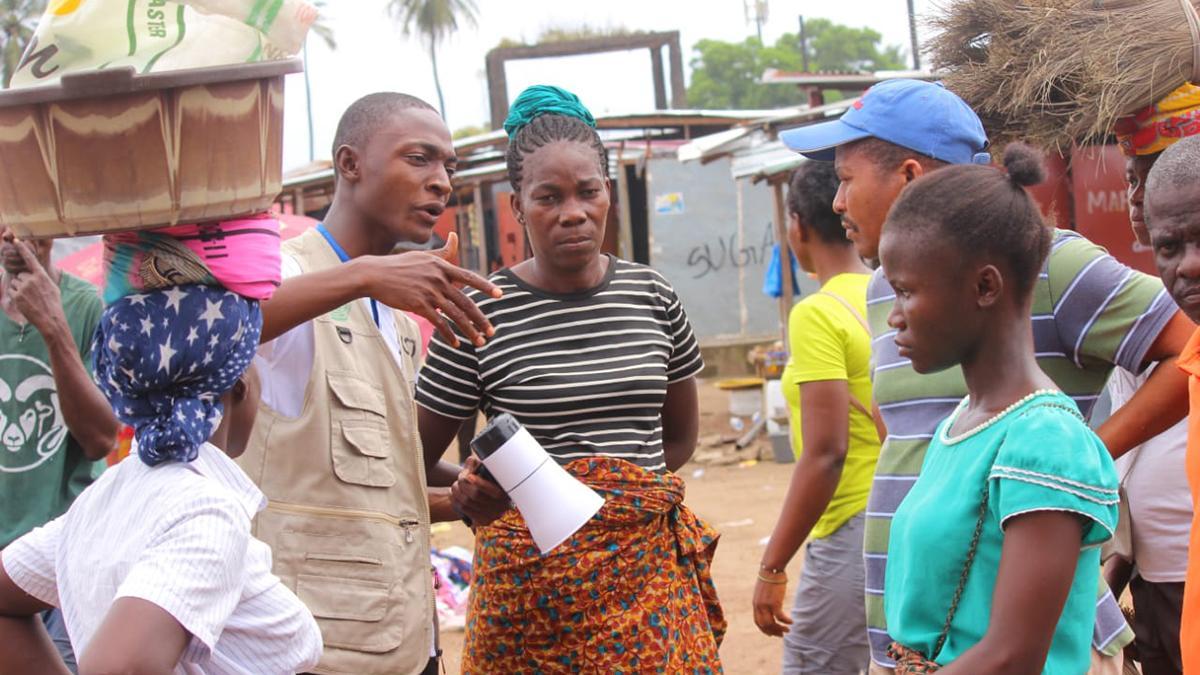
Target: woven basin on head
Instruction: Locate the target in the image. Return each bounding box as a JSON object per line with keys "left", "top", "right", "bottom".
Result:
{"left": 927, "top": 0, "right": 1200, "bottom": 150}
{"left": 0, "top": 59, "right": 301, "bottom": 239}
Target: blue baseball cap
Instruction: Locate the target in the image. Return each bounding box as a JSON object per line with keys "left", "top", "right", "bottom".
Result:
{"left": 779, "top": 79, "right": 990, "bottom": 165}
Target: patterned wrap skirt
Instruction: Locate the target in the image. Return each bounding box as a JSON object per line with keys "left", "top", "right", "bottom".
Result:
{"left": 461, "top": 457, "right": 726, "bottom": 674}
{"left": 888, "top": 642, "right": 942, "bottom": 673}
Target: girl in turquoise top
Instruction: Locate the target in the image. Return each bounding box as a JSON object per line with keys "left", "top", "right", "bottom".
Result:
{"left": 879, "top": 144, "right": 1119, "bottom": 674}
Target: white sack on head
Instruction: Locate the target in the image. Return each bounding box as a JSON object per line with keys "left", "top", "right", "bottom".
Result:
{"left": 10, "top": 0, "right": 317, "bottom": 88}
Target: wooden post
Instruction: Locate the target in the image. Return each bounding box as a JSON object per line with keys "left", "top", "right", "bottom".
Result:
{"left": 805, "top": 86, "right": 824, "bottom": 108}
{"left": 485, "top": 52, "right": 509, "bottom": 131}
{"left": 668, "top": 36, "right": 687, "bottom": 108}
{"left": 650, "top": 46, "right": 667, "bottom": 110}
{"left": 471, "top": 185, "right": 487, "bottom": 274}
{"left": 485, "top": 32, "right": 688, "bottom": 125}
{"left": 772, "top": 182, "right": 794, "bottom": 344}
{"left": 616, "top": 158, "right": 635, "bottom": 260}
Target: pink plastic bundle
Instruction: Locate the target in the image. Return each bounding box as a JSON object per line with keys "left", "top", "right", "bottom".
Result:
{"left": 102, "top": 214, "right": 282, "bottom": 304}
{"left": 431, "top": 547, "right": 472, "bottom": 631}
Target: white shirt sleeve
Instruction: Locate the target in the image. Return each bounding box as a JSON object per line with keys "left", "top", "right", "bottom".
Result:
{"left": 202, "top": 538, "right": 323, "bottom": 674}
{"left": 255, "top": 254, "right": 314, "bottom": 418}
{"left": 255, "top": 254, "right": 408, "bottom": 416}
{"left": 2, "top": 515, "right": 65, "bottom": 607}
{"left": 115, "top": 492, "right": 250, "bottom": 655}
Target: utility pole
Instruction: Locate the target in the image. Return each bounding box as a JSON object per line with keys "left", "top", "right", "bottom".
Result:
{"left": 906, "top": 0, "right": 921, "bottom": 70}
{"left": 745, "top": 0, "right": 768, "bottom": 43}
{"left": 303, "top": 39, "right": 315, "bottom": 163}
{"left": 798, "top": 15, "right": 809, "bottom": 72}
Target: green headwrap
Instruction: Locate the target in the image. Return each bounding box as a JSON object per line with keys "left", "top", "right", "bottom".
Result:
{"left": 503, "top": 85, "right": 597, "bottom": 137}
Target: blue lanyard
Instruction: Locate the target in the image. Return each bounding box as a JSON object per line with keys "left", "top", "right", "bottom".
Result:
{"left": 317, "top": 223, "right": 381, "bottom": 328}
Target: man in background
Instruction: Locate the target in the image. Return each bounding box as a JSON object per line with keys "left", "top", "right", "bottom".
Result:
{"left": 0, "top": 229, "right": 119, "bottom": 671}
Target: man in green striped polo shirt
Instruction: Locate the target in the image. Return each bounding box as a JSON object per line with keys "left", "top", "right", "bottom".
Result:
{"left": 780, "top": 79, "right": 1194, "bottom": 672}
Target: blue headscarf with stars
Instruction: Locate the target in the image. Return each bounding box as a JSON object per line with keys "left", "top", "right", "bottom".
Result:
{"left": 93, "top": 284, "right": 262, "bottom": 466}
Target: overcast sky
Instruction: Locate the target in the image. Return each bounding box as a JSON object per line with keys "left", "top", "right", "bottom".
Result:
{"left": 282, "top": 0, "right": 941, "bottom": 170}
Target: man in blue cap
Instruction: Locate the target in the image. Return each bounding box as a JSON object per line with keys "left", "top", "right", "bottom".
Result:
{"left": 780, "top": 79, "right": 1194, "bottom": 673}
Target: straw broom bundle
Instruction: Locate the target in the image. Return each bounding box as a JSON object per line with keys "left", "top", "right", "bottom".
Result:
{"left": 927, "top": 0, "right": 1200, "bottom": 150}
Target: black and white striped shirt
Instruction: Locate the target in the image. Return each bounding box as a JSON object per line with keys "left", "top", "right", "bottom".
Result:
{"left": 416, "top": 257, "right": 703, "bottom": 473}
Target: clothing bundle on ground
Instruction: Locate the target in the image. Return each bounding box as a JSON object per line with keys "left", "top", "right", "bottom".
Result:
{"left": 431, "top": 547, "right": 472, "bottom": 631}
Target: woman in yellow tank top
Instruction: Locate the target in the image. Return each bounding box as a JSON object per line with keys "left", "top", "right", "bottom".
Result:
{"left": 753, "top": 161, "right": 881, "bottom": 674}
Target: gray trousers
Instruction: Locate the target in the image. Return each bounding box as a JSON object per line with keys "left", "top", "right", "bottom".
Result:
{"left": 43, "top": 608, "right": 77, "bottom": 674}
{"left": 781, "top": 512, "right": 870, "bottom": 675}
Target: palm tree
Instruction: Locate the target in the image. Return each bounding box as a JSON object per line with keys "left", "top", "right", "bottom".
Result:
{"left": 0, "top": 0, "right": 46, "bottom": 88}
{"left": 304, "top": 1, "right": 337, "bottom": 162}
{"left": 906, "top": 0, "right": 921, "bottom": 70}
{"left": 386, "top": 0, "right": 478, "bottom": 118}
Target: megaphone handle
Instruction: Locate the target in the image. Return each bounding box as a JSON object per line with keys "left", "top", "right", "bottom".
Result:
{"left": 473, "top": 461, "right": 501, "bottom": 487}
{"left": 452, "top": 461, "right": 509, "bottom": 529}
{"left": 452, "top": 501, "right": 474, "bottom": 528}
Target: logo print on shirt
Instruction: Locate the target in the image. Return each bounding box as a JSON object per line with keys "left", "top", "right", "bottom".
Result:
{"left": 0, "top": 354, "right": 66, "bottom": 473}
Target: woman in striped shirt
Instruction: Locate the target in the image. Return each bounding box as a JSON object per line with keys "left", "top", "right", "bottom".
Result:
{"left": 415, "top": 85, "right": 724, "bottom": 673}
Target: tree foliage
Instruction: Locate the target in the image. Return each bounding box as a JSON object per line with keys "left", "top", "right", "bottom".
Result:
{"left": 387, "top": 0, "right": 478, "bottom": 117}
{"left": 452, "top": 124, "right": 489, "bottom": 139}
{"left": 308, "top": 0, "right": 336, "bottom": 51}
{"left": 496, "top": 24, "right": 644, "bottom": 49}
{"left": 687, "top": 18, "right": 906, "bottom": 110}
{"left": 1, "top": 0, "right": 45, "bottom": 88}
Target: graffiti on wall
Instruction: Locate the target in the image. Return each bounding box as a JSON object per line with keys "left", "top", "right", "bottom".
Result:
{"left": 684, "top": 221, "right": 774, "bottom": 279}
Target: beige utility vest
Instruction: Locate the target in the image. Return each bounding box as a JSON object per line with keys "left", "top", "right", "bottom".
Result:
{"left": 238, "top": 229, "right": 433, "bottom": 675}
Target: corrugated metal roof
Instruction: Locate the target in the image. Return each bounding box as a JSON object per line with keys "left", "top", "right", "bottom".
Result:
{"left": 449, "top": 108, "right": 790, "bottom": 154}
{"left": 454, "top": 129, "right": 508, "bottom": 154}
{"left": 282, "top": 104, "right": 848, "bottom": 190}
{"left": 676, "top": 98, "right": 857, "bottom": 165}
{"left": 282, "top": 167, "right": 334, "bottom": 188}
{"left": 760, "top": 68, "right": 935, "bottom": 85}
{"left": 731, "top": 141, "right": 805, "bottom": 180}
{"left": 454, "top": 162, "right": 508, "bottom": 183}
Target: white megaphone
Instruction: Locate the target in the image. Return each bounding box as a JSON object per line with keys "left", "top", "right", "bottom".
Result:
{"left": 471, "top": 413, "right": 605, "bottom": 554}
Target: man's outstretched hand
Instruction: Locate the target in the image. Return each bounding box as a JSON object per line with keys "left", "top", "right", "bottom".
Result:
{"left": 360, "top": 232, "right": 501, "bottom": 348}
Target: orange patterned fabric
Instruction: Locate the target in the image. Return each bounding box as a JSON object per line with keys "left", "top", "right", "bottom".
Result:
{"left": 888, "top": 642, "right": 942, "bottom": 673}
{"left": 461, "top": 457, "right": 726, "bottom": 674}
{"left": 1113, "top": 83, "right": 1200, "bottom": 156}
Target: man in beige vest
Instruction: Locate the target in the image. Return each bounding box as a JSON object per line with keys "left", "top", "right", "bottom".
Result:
{"left": 240, "top": 93, "right": 508, "bottom": 675}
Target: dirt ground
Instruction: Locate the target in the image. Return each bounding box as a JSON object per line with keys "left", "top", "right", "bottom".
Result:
{"left": 431, "top": 379, "right": 802, "bottom": 673}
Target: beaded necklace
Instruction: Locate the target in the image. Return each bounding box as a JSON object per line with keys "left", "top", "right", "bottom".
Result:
{"left": 924, "top": 387, "right": 1083, "bottom": 662}
{"left": 940, "top": 389, "right": 1079, "bottom": 445}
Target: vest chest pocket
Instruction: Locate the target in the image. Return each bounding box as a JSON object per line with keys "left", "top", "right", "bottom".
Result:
{"left": 327, "top": 371, "right": 394, "bottom": 487}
